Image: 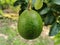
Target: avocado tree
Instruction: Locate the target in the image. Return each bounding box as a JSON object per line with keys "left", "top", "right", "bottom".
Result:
{"left": 14, "top": 0, "right": 60, "bottom": 44}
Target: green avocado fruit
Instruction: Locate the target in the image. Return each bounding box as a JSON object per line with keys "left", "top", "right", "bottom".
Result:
{"left": 18, "top": 10, "right": 43, "bottom": 40}
{"left": 34, "top": 0, "right": 43, "bottom": 10}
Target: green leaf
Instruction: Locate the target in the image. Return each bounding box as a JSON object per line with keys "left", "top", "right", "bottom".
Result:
{"left": 0, "top": 9, "right": 3, "bottom": 15}
{"left": 40, "top": 7, "right": 50, "bottom": 15}
{"left": 49, "top": 23, "right": 60, "bottom": 36}
{"left": 43, "top": 0, "right": 49, "bottom": 3}
{"left": 13, "top": 1, "right": 20, "bottom": 6}
{"left": 5, "top": 0, "right": 10, "bottom": 4}
{"left": 54, "top": 32, "right": 60, "bottom": 45}
{"left": 44, "top": 11, "right": 56, "bottom": 25}
{"left": 13, "top": 0, "right": 25, "bottom": 6}
{"left": 57, "top": 16, "right": 60, "bottom": 24}
{"left": 34, "top": 0, "right": 43, "bottom": 10}
{"left": 9, "top": 0, "right": 16, "bottom": 5}
{"left": 0, "top": 0, "right": 5, "bottom": 5}
{"left": 52, "top": 5, "right": 60, "bottom": 12}
{"left": 52, "top": 0, "right": 60, "bottom": 5}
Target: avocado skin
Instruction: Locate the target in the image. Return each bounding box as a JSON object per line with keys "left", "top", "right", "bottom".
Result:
{"left": 18, "top": 10, "right": 43, "bottom": 40}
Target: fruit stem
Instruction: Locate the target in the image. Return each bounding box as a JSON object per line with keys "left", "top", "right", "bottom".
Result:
{"left": 28, "top": 0, "right": 32, "bottom": 10}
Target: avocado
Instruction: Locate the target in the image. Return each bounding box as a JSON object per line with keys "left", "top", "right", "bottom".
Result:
{"left": 18, "top": 10, "right": 43, "bottom": 40}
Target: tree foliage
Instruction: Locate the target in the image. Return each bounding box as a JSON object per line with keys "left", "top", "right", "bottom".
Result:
{"left": 14, "top": 0, "right": 60, "bottom": 36}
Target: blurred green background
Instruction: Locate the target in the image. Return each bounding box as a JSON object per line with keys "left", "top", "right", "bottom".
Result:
{"left": 0, "top": 0, "right": 60, "bottom": 45}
